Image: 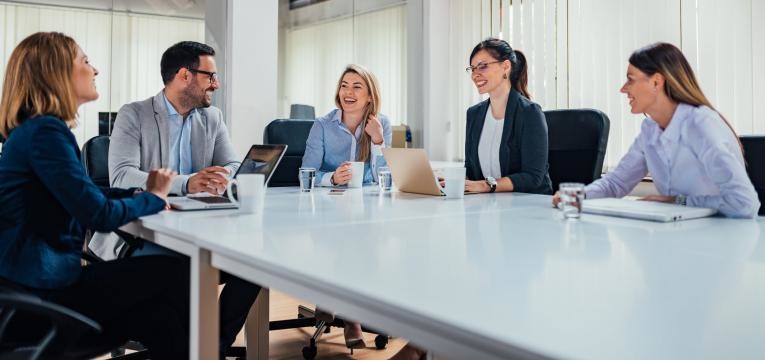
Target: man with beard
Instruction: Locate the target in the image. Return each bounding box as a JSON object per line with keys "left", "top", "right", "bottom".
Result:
{"left": 91, "top": 41, "right": 262, "bottom": 358}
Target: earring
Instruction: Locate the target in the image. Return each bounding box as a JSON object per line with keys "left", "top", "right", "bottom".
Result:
{"left": 503, "top": 73, "right": 508, "bottom": 79}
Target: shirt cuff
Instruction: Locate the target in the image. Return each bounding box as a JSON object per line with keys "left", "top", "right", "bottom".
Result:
{"left": 321, "top": 172, "right": 335, "bottom": 187}
{"left": 371, "top": 143, "right": 385, "bottom": 157}
{"left": 182, "top": 177, "right": 190, "bottom": 195}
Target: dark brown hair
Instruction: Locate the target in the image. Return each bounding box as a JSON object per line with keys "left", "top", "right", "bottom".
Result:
{"left": 470, "top": 38, "right": 530, "bottom": 99}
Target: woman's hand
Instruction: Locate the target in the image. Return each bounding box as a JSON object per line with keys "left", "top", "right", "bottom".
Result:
{"left": 332, "top": 162, "right": 353, "bottom": 185}
{"left": 638, "top": 195, "right": 675, "bottom": 203}
{"left": 146, "top": 168, "right": 177, "bottom": 200}
{"left": 364, "top": 114, "right": 384, "bottom": 145}
{"left": 464, "top": 179, "right": 489, "bottom": 193}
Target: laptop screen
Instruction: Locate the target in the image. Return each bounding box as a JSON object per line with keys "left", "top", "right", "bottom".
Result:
{"left": 234, "top": 144, "right": 287, "bottom": 186}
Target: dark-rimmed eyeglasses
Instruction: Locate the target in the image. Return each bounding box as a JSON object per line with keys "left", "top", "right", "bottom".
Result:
{"left": 465, "top": 61, "right": 502, "bottom": 74}
{"left": 187, "top": 68, "right": 219, "bottom": 85}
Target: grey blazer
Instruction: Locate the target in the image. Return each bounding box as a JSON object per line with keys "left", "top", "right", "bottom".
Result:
{"left": 465, "top": 88, "right": 553, "bottom": 195}
{"left": 109, "top": 91, "right": 240, "bottom": 195}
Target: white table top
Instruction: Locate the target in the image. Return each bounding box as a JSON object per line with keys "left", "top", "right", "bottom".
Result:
{"left": 140, "top": 187, "right": 765, "bottom": 359}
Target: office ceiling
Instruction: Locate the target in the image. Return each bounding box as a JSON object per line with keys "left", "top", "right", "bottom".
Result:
{"left": 8, "top": 0, "right": 206, "bottom": 19}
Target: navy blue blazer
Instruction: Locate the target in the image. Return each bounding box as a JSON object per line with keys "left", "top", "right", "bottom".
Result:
{"left": 465, "top": 89, "right": 553, "bottom": 194}
{"left": 0, "top": 116, "right": 166, "bottom": 289}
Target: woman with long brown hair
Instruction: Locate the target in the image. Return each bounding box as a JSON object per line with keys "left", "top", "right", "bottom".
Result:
{"left": 302, "top": 63, "right": 392, "bottom": 188}
{"left": 0, "top": 32, "right": 187, "bottom": 358}
{"left": 301, "top": 64, "right": 392, "bottom": 349}
{"left": 553, "top": 42, "right": 759, "bottom": 218}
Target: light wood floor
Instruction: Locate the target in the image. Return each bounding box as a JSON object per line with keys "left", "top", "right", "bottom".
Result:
{"left": 234, "top": 290, "right": 407, "bottom": 359}
{"left": 96, "top": 290, "right": 408, "bottom": 359}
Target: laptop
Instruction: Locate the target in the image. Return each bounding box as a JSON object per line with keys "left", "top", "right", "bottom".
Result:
{"left": 582, "top": 198, "right": 717, "bottom": 222}
{"left": 168, "top": 144, "right": 287, "bottom": 210}
{"left": 382, "top": 148, "right": 448, "bottom": 196}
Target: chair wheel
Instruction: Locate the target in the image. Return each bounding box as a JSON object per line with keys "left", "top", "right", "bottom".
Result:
{"left": 302, "top": 345, "right": 317, "bottom": 359}
{"left": 374, "top": 335, "right": 389, "bottom": 349}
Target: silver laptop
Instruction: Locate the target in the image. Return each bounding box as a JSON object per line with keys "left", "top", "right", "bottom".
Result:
{"left": 582, "top": 198, "right": 717, "bottom": 222}
{"left": 168, "top": 144, "right": 287, "bottom": 210}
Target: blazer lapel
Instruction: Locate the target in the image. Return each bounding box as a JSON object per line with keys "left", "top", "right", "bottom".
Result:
{"left": 499, "top": 89, "right": 520, "bottom": 175}
{"left": 152, "top": 92, "right": 170, "bottom": 168}
{"left": 190, "top": 110, "right": 208, "bottom": 172}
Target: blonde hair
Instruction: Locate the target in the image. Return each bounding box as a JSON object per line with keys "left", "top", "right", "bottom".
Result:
{"left": 334, "top": 64, "right": 381, "bottom": 163}
{"left": 0, "top": 32, "right": 79, "bottom": 138}
{"left": 629, "top": 42, "right": 742, "bottom": 152}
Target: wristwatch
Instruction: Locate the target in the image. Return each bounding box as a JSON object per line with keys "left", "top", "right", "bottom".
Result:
{"left": 674, "top": 194, "right": 687, "bottom": 206}
{"left": 486, "top": 177, "right": 497, "bottom": 193}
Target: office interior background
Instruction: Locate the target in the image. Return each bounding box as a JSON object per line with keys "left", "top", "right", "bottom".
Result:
{"left": 1, "top": 0, "right": 763, "bottom": 169}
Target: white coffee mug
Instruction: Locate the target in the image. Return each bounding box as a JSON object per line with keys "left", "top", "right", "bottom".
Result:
{"left": 348, "top": 161, "right": 364, "bottom": 188}
{"left": 440, "top": 167, "right": 466, "bottom": 199}
{"left": 226, "top": 174, "right": 265, "bottom": 214}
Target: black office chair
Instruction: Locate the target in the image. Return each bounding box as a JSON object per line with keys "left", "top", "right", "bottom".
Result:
{"left": 545, "top": 109, "right": 610, "bottom": 191}
{"left": 289, "top": 104, "right": 316, "bottom": 120}
{"left": 0, "top": 280, "right": 143, "bottom": 360}
{"left": 262, "top": 119, "right": 389, "bottom": 359}
{"left": 740, "top": 136, "right": 765, "bottom": 216}
{"left": 264, "top": 119, "right": 315, "bottom": 187}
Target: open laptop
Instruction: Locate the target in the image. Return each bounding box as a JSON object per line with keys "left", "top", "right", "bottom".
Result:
{"left": 582, "top": 198, "right": 717, "bottom": 222}
{"left": 168, "top": 144, "right": 287, "bottom": 210}
{"left": 383, "top": 148, "right": 459, "bottom": 196}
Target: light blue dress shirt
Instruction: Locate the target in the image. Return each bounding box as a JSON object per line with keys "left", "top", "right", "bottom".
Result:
{"left": 162, "top": 92, "right": 194, "bottom": 191}
{"left": 585, "top": 103, "right": 760, "bottom": 218}
{"left": 302, "top": 109, "right": 393, "bottom": 186}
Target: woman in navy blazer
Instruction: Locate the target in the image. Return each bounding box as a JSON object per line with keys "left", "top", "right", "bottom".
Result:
{"left": 463, "top": 38, "right": 552, "bottom": 195}
{"left": 0, "top": 32, "right": 187, "bottom": 358}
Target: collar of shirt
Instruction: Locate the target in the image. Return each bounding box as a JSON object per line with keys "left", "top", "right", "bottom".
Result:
{"left": 162, "top": 91, "right": 197, "bottom": 119}
{"left": 647, "top": 102, "right": 691, "bottom": 146}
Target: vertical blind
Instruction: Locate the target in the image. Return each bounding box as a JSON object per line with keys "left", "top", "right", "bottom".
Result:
{"left": 283, "top": 4, "right": 407, "bottom": 124}
{"left": 0, "top": 2, "right": 203, "bottom": 146}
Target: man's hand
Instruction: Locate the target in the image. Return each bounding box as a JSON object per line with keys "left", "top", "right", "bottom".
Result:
{"left": 187, "top": 166, "right": 230, "bottom": 194}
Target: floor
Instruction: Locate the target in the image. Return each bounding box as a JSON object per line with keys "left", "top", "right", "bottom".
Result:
{"left": 96, "top": 289, "right": 407, "bottom": 359}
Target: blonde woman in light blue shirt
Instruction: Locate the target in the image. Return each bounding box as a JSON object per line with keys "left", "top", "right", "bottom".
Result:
{"left": 553, "top": 42, "right": 759, "bottom": 218}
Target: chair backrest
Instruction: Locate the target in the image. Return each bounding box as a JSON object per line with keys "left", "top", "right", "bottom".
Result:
{"left": 81, "top": 135, "right": 110, "bottom": 187}
{"left": 545, "top": 109, "right": 610, "bottom": 192}
{"left": 0, "top": 281, "right": 110, "bottom": 360}
{"left": 263, "top": 119, "right": 315, "bottom": 187}
{"left": 740, "top": 135, "right": 765, "bottom": 215}
{"left": 289, "top": 104, "right": 316, "bottom": 120}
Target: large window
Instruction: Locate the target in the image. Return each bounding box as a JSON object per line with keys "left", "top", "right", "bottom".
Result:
{"left": 448, "top": 0, "right": 765, "bottom": 168}
{"left": 0, "top": 1, "right": 204, "bottom": 146}
{"left": 281, "top": 0, "right": 407, "bottom": 124}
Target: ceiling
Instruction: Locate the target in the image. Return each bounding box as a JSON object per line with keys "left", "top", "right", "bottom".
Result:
{"left": 4, "top": 0, "right": 206, "bottom": 19}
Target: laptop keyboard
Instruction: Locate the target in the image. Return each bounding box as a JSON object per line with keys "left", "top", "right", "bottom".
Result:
{"left": 191, "top": 196, "right": 232, "bottom": 204}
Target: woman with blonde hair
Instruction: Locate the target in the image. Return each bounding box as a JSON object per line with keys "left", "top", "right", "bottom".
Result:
{"left": 0, "top": 32, "right": 187, "bottom": 358}
{"left": 301, "top": 64, "right": 392, "bottom": 350}
{"left": 302, "top": 64, "right": 392, "bottom": 188}
{"left": 553, "top": 42, "right": 759, "bottom": 218}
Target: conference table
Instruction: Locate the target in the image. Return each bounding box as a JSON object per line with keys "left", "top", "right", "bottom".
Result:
{"left": 122, "top": 186, "right": 765, "bottom": 360}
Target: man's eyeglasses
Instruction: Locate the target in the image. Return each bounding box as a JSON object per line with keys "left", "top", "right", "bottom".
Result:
{"left": 465, "top": 60, "right": 502, "bottom": 74}
{"left": 188, "top": 68, "right": 219, "bottom": 85}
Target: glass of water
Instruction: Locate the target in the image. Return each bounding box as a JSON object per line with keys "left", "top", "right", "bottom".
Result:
{"left": 559, "top": 182, "right": 585, "bottom": 219}
{"left": 298, "top": 167, "right": 316, "bottom": 192}
{"left": 377, "top": 166, "right": 392, "bottom": 191}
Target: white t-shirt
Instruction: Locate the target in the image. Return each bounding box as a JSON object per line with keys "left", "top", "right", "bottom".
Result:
{"left": 478, "top": 109, "right": 504, "bottom": 179}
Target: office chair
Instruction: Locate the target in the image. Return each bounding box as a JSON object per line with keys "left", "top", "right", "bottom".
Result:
{"left": 740, "top": 136, "right": 765, "bottom": 215}
{"left": 545, "top": 109, "right": 610, "bottom": 191}
{"left": 264, "top": 119, "right": 315, "bottom": 187}
{"left": 289, "top": 104, "right": 316, "bottom": 120}
{"left": 0, "top": 280, "right": 144, "bottom": 360}
{"left": 263, "top": 119, "right": 389, "bottom": 359}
